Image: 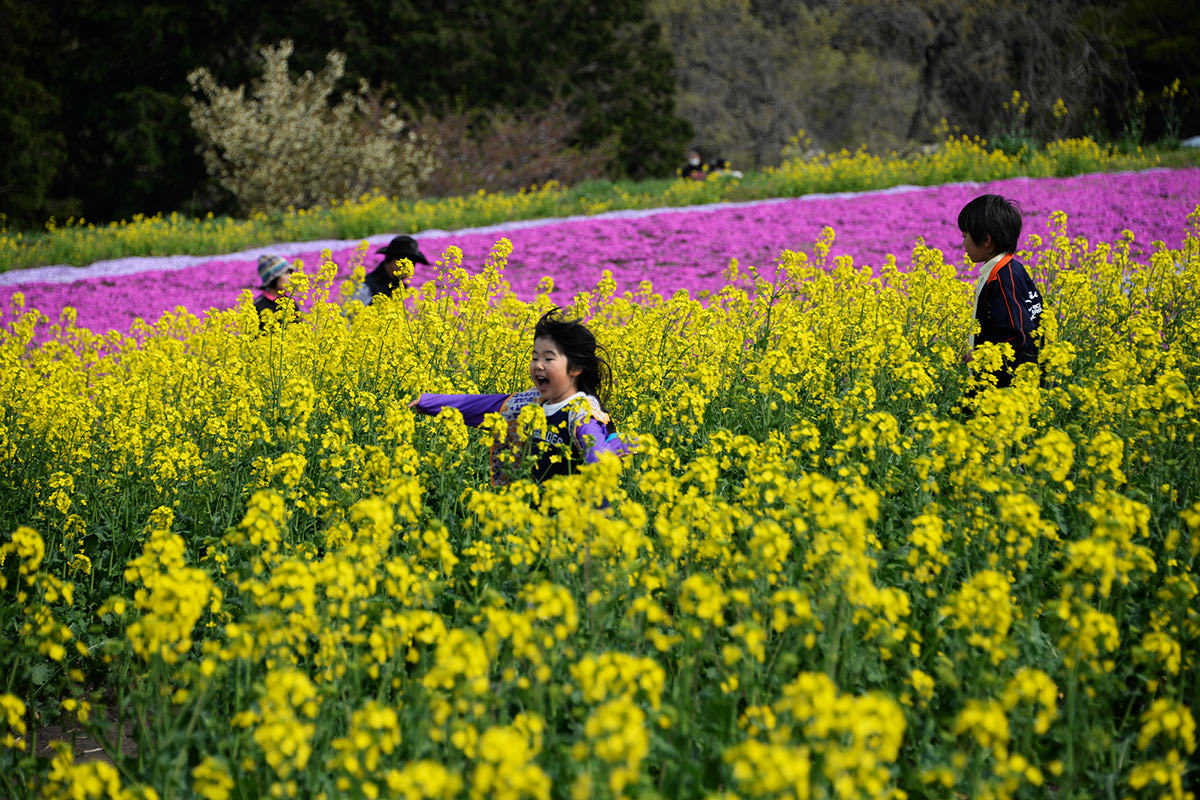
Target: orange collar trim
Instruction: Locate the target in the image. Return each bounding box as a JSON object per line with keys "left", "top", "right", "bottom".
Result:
{"left": 985, "top": 253, "right": 1014, "bottom": 284}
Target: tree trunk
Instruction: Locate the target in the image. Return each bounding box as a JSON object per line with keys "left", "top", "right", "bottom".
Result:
{"left": 905, "top": 15, "right": 959, "bottom": 142}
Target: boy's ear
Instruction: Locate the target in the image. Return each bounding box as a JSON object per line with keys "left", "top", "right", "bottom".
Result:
{"left": 569, "top": 365, "right": 582, "bottom": 378}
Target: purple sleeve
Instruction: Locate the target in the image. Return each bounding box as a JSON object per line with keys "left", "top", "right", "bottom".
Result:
{"left": 575, "top": 419, "right": 634, "bottom": 464}
{"left": 413, "top": 393, "right": 509, "bottom": 427}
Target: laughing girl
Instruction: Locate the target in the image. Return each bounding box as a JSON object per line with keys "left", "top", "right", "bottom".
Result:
{"left": 408, "top": 309, "right": 632, "bottom": 484}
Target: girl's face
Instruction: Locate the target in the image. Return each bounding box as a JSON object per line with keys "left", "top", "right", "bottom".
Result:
{"left": 531, "top": 336, "right": 582, "bottom": 404}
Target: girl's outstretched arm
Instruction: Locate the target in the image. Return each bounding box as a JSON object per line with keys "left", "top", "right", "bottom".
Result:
{"left": 409, "top": 393, "right": 510, "bottom": 427}
{"left": 575, "top": 418, "right": 635, "bottom": 464}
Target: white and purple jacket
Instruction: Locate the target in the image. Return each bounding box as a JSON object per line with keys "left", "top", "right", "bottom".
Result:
{"left": 412, "top": 389, "right": 631, "bottom": 484}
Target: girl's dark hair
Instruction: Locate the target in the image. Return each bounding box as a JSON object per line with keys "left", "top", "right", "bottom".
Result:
{"left": 534, "top": 308, "right": 612, "bottom": 403}
{"left": 957, "top": 194, "right": 1023, "bottom": 254}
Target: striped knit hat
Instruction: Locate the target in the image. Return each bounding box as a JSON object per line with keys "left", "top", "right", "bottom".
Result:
{"left": 257, "top": 255, "right": 293, "bottom": 289}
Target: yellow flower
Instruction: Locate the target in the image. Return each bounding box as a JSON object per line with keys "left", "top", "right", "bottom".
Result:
{"left": 124, "top": 521, "right": 221, "bottom": 664}
{"left": 954, "top": 699, "right": 1010, "bottom": 754}
{"left": 1, "top": 693, "right": 28, "bottom": 751}
{"left": 940, "top": 570, "right": 1014, "bottom": 663}
{"left": 1137, "top": 699, "right": 1196, "bottom": 754}
{"left": 1, "top": 526, "right": 44, "bottom": 576}
{"left": 383, "top": 761, "right": 463, "bottom": 799}
{"left": 329, "top": 700, "right": 402, "bottom": 777}
{"left": 251, "top": 668, "right": 321, "bottom": 779}
{"left": 40, "top": 741, "right": 156, "bottom": 799}
{"left": 724, "top": 739, "right": 812, "bottom": 798}
{"left": 471, "top": 716, "right": 550, "bottom": 800}
{"left": 423, "top": 629, "right": 490, "bottom": 694}
{"left": 571, "top": 652, "right": 665, "bottom": 710}
{"left": 584, "top": 697, "right": 649, "bottom": 795}
{"left": 193, "top": 757, "right": 235, "bottom": 800}
{"left": 1001, "top": 668, "right": 1058, "bottom": 735}
{"left": 910, "top": 669, "right": 935, "bottom": 703}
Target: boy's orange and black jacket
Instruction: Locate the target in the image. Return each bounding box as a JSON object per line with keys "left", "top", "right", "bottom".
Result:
{"left": 974, "top": 253, "right": 1044, "bottom": 384}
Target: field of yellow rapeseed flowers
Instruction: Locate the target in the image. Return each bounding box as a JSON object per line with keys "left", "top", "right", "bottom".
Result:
{"left": 1, "top": 206, "right": 1198, "bottom": 799}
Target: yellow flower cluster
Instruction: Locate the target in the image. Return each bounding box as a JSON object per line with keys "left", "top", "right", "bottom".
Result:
{"left": 40, "top": 742, "right": 158, "bottom": 800}
{"left": 124, "top": 509, "right": 222, "bottom": 664}
{"left": 1, "top": 207, "right": 1198, "bottom": 799}
{"left": 473, "top": 715, "right": 550, "bottom": 800}
{"left": 245, "top": 668, "right": 321, "bottom": 786}
{"left": 767, "top": 134, "right": 1164, "bottom": 194}
{"left": 940, "top": 570, "right": 1014, "bottom": 664}
{"left": 1, "top": 694, "right": 27, "bottom": 751}
{"left": 192, "top": 757, "right": 234, "bottom": 800}
{"left": 1129, "top": 699, "right": 1196, "bottom": 800}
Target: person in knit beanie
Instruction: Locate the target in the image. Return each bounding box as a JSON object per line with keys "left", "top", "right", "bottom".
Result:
{"left": 254, "top": 254, "right": 296, "bottom": 325}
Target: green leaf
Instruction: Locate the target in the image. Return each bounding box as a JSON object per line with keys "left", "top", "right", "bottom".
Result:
{"left": 29, "top": 661, "right": 51, "bottom": 686}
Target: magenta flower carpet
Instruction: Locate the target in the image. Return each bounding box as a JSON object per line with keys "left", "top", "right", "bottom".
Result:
{"left": 3, "top": 169, "right": 1198, "bottom": 338}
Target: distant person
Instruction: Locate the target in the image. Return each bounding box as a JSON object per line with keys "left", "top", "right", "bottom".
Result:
{"left": 957, "top": 194, "right": 1043, "bottom": 388}
{"left": 254, "top": 254, "right": 296, "bottom": 326}
{"left": 352, "top": 235, "right": 430, "bottom": 305}
{"left": 706, "top": 155, "right": 743, "bottom": 179}
{"left": 680, "top": 149, "right": 707, "bottom": 180}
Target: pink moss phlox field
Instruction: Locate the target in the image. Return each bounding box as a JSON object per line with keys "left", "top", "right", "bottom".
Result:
{"left": 4, "top": 169, "right": 1199, "bottom": 339}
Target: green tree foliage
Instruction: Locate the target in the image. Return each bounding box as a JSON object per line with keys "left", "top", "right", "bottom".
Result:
{"left": 2, "top": 0, "right": 255, "bottom": 225}
{"left": 0, "top": 0, "right": 66, "bottom": 225}
{"left": 1083, "top": 0, "right": 1200, "bottom": 140}
{"left": 334, "top": 0, "right": 692, "bottom": 179}
{"left": 832, "top": 0, "right": 1112, "bottom": 144}
{"left": 650, "top": 0, "right": 918, "bottom": 168}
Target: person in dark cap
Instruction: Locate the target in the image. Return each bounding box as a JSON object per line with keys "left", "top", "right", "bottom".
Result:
{"left": 352, "top": 235, "right": 429, "bottom": 305}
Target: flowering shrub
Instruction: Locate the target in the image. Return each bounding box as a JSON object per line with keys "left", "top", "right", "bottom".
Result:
{"left": 186, "top": 40, "right": 436, "bottom": 213}
{"left": 0, "top": 196, "right": 1197, "bottom": 798}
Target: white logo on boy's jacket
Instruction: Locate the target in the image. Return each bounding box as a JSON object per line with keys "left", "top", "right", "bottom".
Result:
{"left": 1024, "top": 291, "right": 1043, "bottom": 319}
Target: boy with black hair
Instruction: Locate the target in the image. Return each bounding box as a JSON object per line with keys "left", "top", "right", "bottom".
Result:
{"left": 958, "top": 194, "right": 1044, "bottom": 388}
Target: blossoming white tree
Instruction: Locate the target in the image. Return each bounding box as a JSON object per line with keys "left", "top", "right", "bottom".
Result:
{"left": 186, "top": 39, "right": 437, "bottom": 213}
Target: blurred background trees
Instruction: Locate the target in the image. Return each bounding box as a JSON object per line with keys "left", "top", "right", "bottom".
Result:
{"left": 650, "top": 0, "right": 1172, "bottom": 168}
{"left": 0, "top": 0, "right": 1195, "bottom": 228}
